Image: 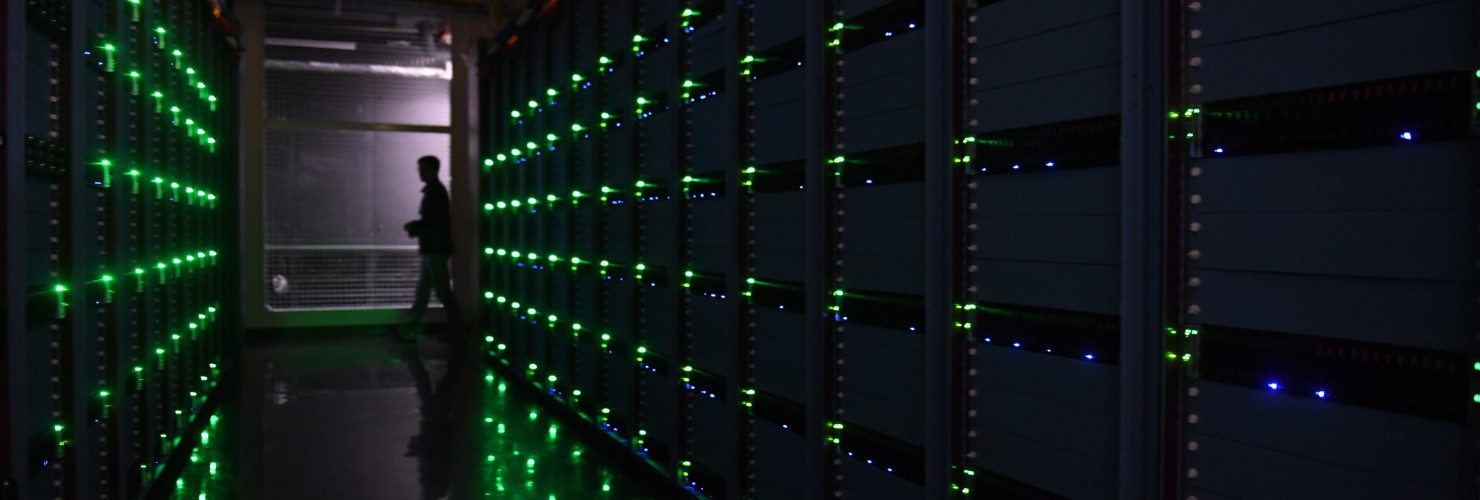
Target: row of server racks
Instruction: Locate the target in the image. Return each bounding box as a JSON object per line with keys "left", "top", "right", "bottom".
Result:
{"left": 480, "top": 0, "right": 1480, "bottom": 498}
{"left": 1, "top": 0, "right": 238, "bottom": 499}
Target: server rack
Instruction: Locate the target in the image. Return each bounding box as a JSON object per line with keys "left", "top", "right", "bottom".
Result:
{"left": 479, "top": 0, "right": 1480, "bottom": 498}
{"left": 1, "top": 1, "right": 238, "bottom": 499}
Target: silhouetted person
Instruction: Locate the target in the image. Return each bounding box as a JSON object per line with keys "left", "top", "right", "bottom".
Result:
{"left": 402, "top": 155, "right": 465, "bottom": 339}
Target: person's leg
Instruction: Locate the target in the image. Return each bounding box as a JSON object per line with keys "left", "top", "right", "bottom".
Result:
{"left": 426, "top": 253, "right": 465, "bottom": 328}
{"left": 404, "top": 254, "right": 433, "bottom": 334}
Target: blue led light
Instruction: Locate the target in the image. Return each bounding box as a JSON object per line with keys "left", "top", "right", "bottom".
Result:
{"left": 885, "top": 31, "right": 893, "bottom": 37}
{"left": 1012, "top": 164, "right": 1021, "bottom": 170}
{"left": 1084, "top": 353, "right": 1095, "bottom": 360}
{"left": 1045, "top": 161, "right": 1055, "bottom": 168}
{"left": 908, "top": 23, "right": 917, "bottom": 29}
{"left": 1399, "top": 131, "right": 1413, "bottom": 141}
{"left": 1267, "top": 381, "right": 1280, "bottom": 391}
{"left": 1315, "top": 390, "right": 1327, "bottom": 399}
{"left": 1213, "top": 147, "right": 1225, "bottom": 154}
{"left": 1012, "top": 342, "right": 1021, "bottom": 348}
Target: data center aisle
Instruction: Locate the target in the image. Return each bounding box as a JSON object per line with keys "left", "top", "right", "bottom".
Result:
{"left": 180, "top": 331, "right": 680, "bottom": 500}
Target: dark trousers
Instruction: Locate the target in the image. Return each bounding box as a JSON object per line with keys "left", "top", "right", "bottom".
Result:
{"left": 407, "top": 253, "right": 465, "bottom": 328}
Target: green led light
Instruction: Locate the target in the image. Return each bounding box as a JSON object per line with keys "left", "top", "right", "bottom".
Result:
{"left": 546, "top": 133, "right": 557, "bottom": 141}
{"left": 483, "top": 159, "right": 494, "bottom": 167}
{"left": 637, "top": 346, "right": 647, "bottom": 354}
{"left": 599, "top": 56, "right": 612, "bottom": 64}
{"left": 484, "top": 203, "right": 494, "bottom": 211}
{"left": 600, "top": 260, "right": 610, "bottom": 267}
{"left": 636, "top": 263, "right": 647, "bottom": 271}
{"left": 528, "top": 100, "right": 538, "bottom": 109}
{"left": 571, "top": 123, "right": 584, "bottom": 132}
{"left": 636, "top": 97, "right": 649, "bottom": 106}
{"left": 632, "top": 34, "right": 645, "bottom": 43}
{"left": 601, "top": 112, "right": 612, "bottom": 120}
{"left": 497, "top": 201, "right": 507, "bottom": 209}
{"left": 484, "top": 291, "right": 494, "bottom": 299}
{"left": 511, "top": 110, "right": 522, "bottom": 118}
{"left": 546, "top": 88, "right": 558, "bottom": 97}
{"left": 484, "top": 247, "right": 494, "bottom": 255}
{"left": 571, "top": 73, "right": 583, "bottom": 82}
{"left": 526, "top": 141, "right": 537, "bottom": 150}
{"left": 511, "top": 148, "right": 522, "bottom": 156}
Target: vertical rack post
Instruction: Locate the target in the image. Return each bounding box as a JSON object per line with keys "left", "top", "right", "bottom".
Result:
{"left": 1120, "top": 0, "right": 1171, "bottom": 497}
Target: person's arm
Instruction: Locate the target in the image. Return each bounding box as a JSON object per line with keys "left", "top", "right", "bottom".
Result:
{"left": 404, "top": 189, "right": 427, "bottom": 237}
{"left": 422, "top": 187, "right": 451, "bottom": 236}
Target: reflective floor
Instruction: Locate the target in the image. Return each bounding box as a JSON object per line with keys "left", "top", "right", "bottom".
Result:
{"left": 170, "top": 331, "right": 680, "bottom": 499}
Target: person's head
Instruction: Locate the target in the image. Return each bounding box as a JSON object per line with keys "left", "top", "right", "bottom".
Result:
{"left": 417, "top": 156, "right": 440, "bottom": 183}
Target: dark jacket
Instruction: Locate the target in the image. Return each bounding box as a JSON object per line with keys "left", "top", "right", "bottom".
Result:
{"left": 408, "top": 180, "right": 454, "bottom": 254}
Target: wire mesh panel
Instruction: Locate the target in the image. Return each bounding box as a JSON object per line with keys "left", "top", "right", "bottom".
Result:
{"left": 262, "top": 129, "right": 449, "bottom": 311}
{"left": 260, "top": 0, "right": 454, "bottom": 312}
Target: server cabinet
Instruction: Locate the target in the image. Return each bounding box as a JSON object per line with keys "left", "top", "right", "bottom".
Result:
{"left": 479, "top": 1, "right": 1480, "bottom": 499}
{"left": 1, "top": 0, "right": 238, "bottom": 498}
